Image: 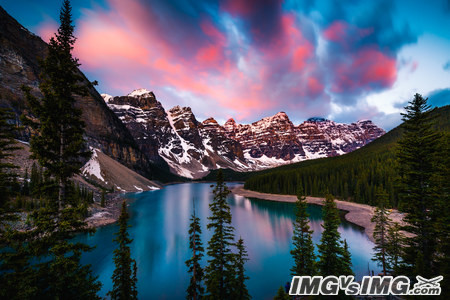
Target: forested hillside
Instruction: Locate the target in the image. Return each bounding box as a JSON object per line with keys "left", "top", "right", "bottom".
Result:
{"left": 242, "top": 105, "right": 450, "bottom": 207}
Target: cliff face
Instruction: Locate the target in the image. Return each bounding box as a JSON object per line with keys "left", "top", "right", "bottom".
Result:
{"left": 0, "top": 6, "right": 171, "bottom": 180}
{"left": 104, "top": 90, "right": 246, "bottom": 178}
{"left": 223, "top": 112, "right": 305, "bottom": 161}
{"left": 103, "top": 90, "right": 386, "bottom": 178}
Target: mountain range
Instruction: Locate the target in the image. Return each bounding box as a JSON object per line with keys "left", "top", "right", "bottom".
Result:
{"left": 102, "top": 89, "right": 385, "bottom": 178}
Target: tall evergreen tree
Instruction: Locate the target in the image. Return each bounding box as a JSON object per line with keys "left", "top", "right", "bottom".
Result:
{"left": 186, "top": 202, "right": 204, "bottom": 300}
{"left": 273, "top": 286, "right": 290, "bottom": 300}
{"left": 341, "top": 239, "right": 353, "bottom": 276}
{"left": 1, "top": 2, "right": 102, "bottom": 299}
{"left": 434, "top": 132, "right": 450, "bottom": 296}
{"left": 101, "top": 189, "right": 106, "bottom": 207}
{"left": 29, "top": 162, "right": 41, "bottom": 198}
{"left": 204, "top": 169, "right": 236, "bottom": 299}
{"left": 234, "top": 237, "right": 250, "bottom": 300}
{"left": 0, "top": 107, "right": 20, "bottom": 208}
{"left": 396, "top": 93, "right": 441, "bottom": 277}
{"left": 22, "top": 0, "right": 91, "bottom": 212}
{"left": 290, "top": 185, "right": 316, "bottom": 276}
{"left": 371, "top": 188, "right": 390, "bottom": 275}
{"left": 317, "top": 193, "right": 349, "bottom": 276}
{"left": 385, "top": 222, "right": 404, "bottom": 274}
{"left": 109, "top": 201, "right": 138, "bottom": 300}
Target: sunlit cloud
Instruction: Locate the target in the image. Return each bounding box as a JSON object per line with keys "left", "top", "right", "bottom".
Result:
{"left": 11, "top": 0, "right": 447, "bottom": 130}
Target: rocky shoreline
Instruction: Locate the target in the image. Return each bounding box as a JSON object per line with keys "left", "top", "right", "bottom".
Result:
{"left": 230, "top": 185, "right": 407, "bottom": 243}
{"left": 85, "top": 192, "right": 128, "bottom": 228}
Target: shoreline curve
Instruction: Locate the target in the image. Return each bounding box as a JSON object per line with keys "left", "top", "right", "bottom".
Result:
{"left": 231, "top": 185, "right": 407, "bottom": 243}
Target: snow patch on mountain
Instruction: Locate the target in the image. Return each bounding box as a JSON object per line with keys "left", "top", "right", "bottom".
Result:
{"left": 128, "top": 88, "right": 153, "bottom": 97}
{"left": 101, "top": 93, "right": 113, "bottom": 103}
{"left": 81, "top": 148, "right": 104, "bottom": 182}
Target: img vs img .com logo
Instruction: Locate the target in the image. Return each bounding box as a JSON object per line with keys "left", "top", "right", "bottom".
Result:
{"left": 289, "top": 275, "right": 443, "bottom": 296}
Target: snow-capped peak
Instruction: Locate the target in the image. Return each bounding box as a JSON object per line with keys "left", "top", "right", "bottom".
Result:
{"left": 101, "top": 93, "right": 113, "bottom": 103}
{"left": 128, "top": 88, "right": 153, "bottom": 97}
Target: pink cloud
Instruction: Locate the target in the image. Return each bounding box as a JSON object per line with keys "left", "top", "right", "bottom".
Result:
{"left": 221, "top": 0, "right": 259, "bottom": 16}
{"left": 307, "top": 77, "right": 324, "bottom": 96}
{"left": 324, "top": 21, "right": 374, "bottom": 49}
{"left": 35, "top": 20, "right": 58, "bottom": 42}
{"left": 196, "top": 45, "right": 223, "bottom": 65}
{"left": 200, "top": 20, "right": 226, "bottom": 44}
{"left": 332, "top": 47, "right": 397, "bottom": 93}
{"left": 323, "top": 21, "right": 348, "bottom": 42}
{"left": 32, "top": 0, "right": 399, "bottom": 124}
{"left": 75, "top": 20, "right": 149, "bottom": 68}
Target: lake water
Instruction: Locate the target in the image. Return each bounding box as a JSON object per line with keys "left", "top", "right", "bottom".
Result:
{"left": 77, "top": 182, "right": 380, "bottom": 299}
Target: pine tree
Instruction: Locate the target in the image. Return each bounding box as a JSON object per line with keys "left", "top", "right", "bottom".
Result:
{"left": 101, "top": 189, "right": 106, "bottom": 207}
{"left": 396, "top": 93, "right": 441, "bottom": 277}
{"left": 317, "top": 193, "right": 348, "bottom": 275}
{"left": 290, "top": 185, "right": 316, "bottom": 276}
{"left": 30, "top": 162, "right": 40, "bottom": 198}
{"left": 273, "top": 286, "right": 290, "bottom": 300}
{"left": 371, "top": 188, "right": 390, "bottom": 275}
{"left": 186, "top": 202, "right": 204, "bottom": 300}
{"left": 234, "top": 237, "right": 250, "bottom": 300}
{"left": 204, "top": 170, "right": 236, "bottom": 299}
{"left": 341, "top": 239, "right": 353, "bottom": 276}
{"left": 385, "top": 222, "right": 404, "bottom": 275}
{"left": 109, "top": 201, "right": 138, "bottom": 300}
{"left": 435, "top": 132, "right": 450, "bottom": 296}
{"left": 1, "top": 1, "right": 102, "bottom": 299}
{"left": 22, "top": 0, "right": 91, "bottom": 212}
{"left": 0, "top": 107, "right": 20, "bottom": 208}
{"left": 0, "top": 109, "right": 33, "bottom": 299}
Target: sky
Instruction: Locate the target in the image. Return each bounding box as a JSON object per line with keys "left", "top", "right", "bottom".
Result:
{"left": 1, "top": 0, "right": 450, "bottom": 130}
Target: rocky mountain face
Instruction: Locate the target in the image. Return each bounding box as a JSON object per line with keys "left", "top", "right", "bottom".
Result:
{"left": 102, "top": 90, "right": 385, "bottom": 178}
{"left": 104, "top": 89, "right": 247, "bottom": 178}
{"left": 0, "top": 6, "right": 174, "bottom": 181}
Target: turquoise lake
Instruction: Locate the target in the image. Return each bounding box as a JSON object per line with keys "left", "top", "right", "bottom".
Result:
{"left": 77, "top": 182, "right": 380, "bottom": 299}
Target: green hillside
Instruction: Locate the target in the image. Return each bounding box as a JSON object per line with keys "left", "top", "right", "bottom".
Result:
{"left": 204, "top": 105, "right": 449, "bottom": 207}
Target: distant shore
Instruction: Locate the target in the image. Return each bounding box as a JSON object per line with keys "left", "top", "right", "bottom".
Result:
{"left": 230, "top": 185, "right": 407, "bottom": 243}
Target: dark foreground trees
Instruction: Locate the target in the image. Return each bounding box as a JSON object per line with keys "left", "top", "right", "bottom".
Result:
{"left": 1, "top": 1, "right": 101, "bottom": 299}
{"left": 22, "top": 0, "right": 91, "bottom": 211}
{"left": 234, "top": 237, "right": 251, "bottom": 300}
{"left": 290, "top": 185, "right": 316, "bottom": 276}
{"left": 396, "top": 94, "right": 449, "bottom": 288}
{"left": 190, "top": 170, "right": 250, "bottom": 299}
{"left": 109, "top": 201, "right": 138, "bottom": 300}
{"left": 186, "top": 202, "right": 204, "bottom": 300}
{"left": 316, "top": 194, "right": 353, "bottom": 276}
{"left": 0, "top": 107, "right": 20, "bottom": 208}
{"left": 204, "top": 170, "right": 236, "bottom": 299}
{"left": 371, "top": 188, "right": 390, "bottom": 275}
